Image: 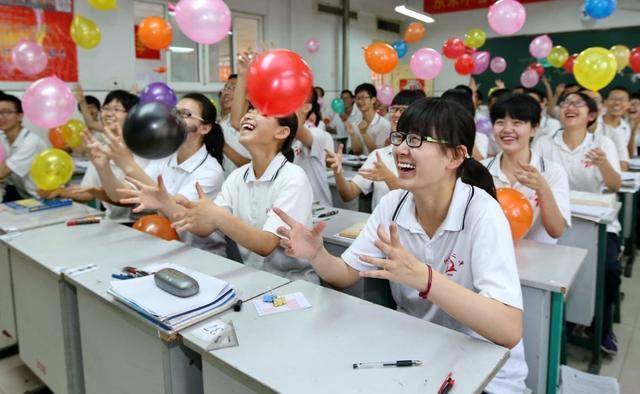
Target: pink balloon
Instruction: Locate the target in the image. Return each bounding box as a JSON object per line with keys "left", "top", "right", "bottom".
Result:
{"left": 11, "top": 39, "right": 48, "bottom": 76}
{"left": 471, "top": 51, "right": 490, "bottom": 75}
{"left": 520, "top": 68, "right": 539, "bottom": 88}
{"left": 174, "top": 0, "right": 231, "bottom": 45}
{"left": 377, "top": 84, "right": 394, "bottom": 106}
{"left": 410, "top": 48, "right": 443, "bottom": 80}
{"left": 490, "top": 56, "right": 507, "bottom": 73}
{"left": 487, "top": 0, "right": 527, "bottom": 35}
{"left": 22, "top": 76, "right": 76, "bottom": 129}
{"left": 306, "top": 39, "right": 320, "bottom": 54}
{"left": 529, "top": 34, "right": 552, "bottom": 58}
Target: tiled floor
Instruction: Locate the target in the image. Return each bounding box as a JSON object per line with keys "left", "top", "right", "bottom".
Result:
{"left": 2, "top": 263, "right": 640, "bottom": 393}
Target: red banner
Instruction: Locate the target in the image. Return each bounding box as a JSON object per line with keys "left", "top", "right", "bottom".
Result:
{"left": 424, "top": 0, "right": 550, "bottom": 14}
{"left": 0, "top": 1, "right": 77, "bottom": 82}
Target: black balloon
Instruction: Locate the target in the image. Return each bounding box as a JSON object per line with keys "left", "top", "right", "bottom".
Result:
{"left": 123, "top": 102, "right": 186, "bottom": 159}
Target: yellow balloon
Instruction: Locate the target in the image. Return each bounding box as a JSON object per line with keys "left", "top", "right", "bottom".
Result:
{"left": 30, "top": 148, "right": 74, "bottom": 191}
{"left": 70, "top": 15, "right": 101, "bottom": 49}
{"left": 574, "top": 47, "right": 618, "bottom": 92}
{"left": 464, "top": 28, "right": 486, "bottom": 49}
{"left": 88, "top": 0, "right": 116, "bottom": 11}
{"left": 61, "top": 119, "right": 85, "bottom": 148}
{"left": 547, "top": 46, "right": 569, "bottom": 68}
{"left": 610, "top": 45, "right": 630, "bottom": 71}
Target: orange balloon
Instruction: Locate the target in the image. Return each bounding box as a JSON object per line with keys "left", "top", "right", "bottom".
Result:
{"left": 138, "top": 16, "right": 172, "bottom": 50}
{"left": 404, "top": 22, "right": 426, "bottom": 43}
{"left": 48, "top": 127, "right": 67, "bottom": 149}
{"left": 133, "top": 214, "right": 180, "bottom": 241}
{"left": 496, "top": 188, "right": 534, "bottom": 241}
{"left": 364, "top": 42, "right": 398, "bottom": 74}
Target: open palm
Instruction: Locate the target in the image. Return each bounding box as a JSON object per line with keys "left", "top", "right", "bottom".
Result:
{"left": 273, "top": 207, "right": 325, "bottom": 261}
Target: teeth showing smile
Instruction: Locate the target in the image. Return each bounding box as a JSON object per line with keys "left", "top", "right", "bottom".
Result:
{"left": 241, "top": 121, "right": 256, "bottom": 132}
{"left": 398, "top": 162, "right": 416, "bottom": 170}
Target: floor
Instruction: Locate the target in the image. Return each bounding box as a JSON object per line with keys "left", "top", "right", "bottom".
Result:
{"left": 1, "top": 264, "right": 640, "bottom": 393}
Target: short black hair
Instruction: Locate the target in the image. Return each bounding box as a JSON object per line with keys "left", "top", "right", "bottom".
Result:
{"left": 606, "top": 86, "right": 630, "bottom": 99}
{"left": 227, "top": 74, "right": 238, "bottom": 80}
{"left": 340, "top": 89, "right": 354, "bottom": 98}
{"left": 454, "top": 85, "right": 473, "bottom": 97}
{"left": 489, "top": 88, "right": 511, "bottom": 107}
{"left": 354, "top": 83, "right": 377, "bottom": 98}
{"left": 631, "top": 91, "right": 640, "bottom": 101}
{"left": 314, "top": 86, "right": 325, "bottom": 97}
{"left": 513, "top": 85, "right": 525, "bottom": 92}
{"left": 559, "top": 91, "right": 599, "bottom": 128}
{"left": 391, "top": 89, "right": 426, "bottom": 107}
{"left": 524, "top": 88, "right": 545, "bottom": 103}
{"left": 0, "top": 94, "right": 22, "bottom": 113}
{"left": 104, "top": 90, "right": 139, "bottom": 112}
{"left": 490, "top": 93, "right": 541, "bottom": 128}
{"left": 441, "top": 88, "right": 474, "bottom": 117}
{"left": 78, "top": 95, "right": 101, "bottom": 112}
{"left": 475, "top": 90, "right": 484, "bottom": 102}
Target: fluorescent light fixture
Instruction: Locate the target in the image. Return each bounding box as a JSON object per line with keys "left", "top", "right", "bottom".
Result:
{"left": 169, "top": 46, "right": 195, "bottom": 53}
{"left": 394, "top": 5, "right": 435, "bottom": 23}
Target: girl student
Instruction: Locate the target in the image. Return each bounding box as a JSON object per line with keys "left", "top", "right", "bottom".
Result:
{"left": 326, "top": 89, "right": 425, "bottom": 210}
{"left": 273, "top": 98, "right": 527, "bottom": 393}
{"left": 533, "top": 91, "right": 622, "bottom": 355}
{"left": 441, "top": 88, "right": 489, "bottom": 160}
{"left": 483, "top": 94, "right": 570, "bottom": 244}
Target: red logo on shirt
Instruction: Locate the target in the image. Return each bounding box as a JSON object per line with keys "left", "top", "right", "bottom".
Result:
{"left": 583, "top": 158, "right": 593, "bottom": 168}
{"left": 444, "top": 253, "right": 463, "bottom": 277}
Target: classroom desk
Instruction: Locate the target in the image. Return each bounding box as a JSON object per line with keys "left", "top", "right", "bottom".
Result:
{"left": 63, "top": 239, "right": 290, "bottom": 394}
{"left": 0, "top": 203, "right": 102, "bottom": 353}
{"left": 558, "top": 203, "right": 621, "bottom": 374}
{"left": 183, "top": 280, "right": 510, "bottom": 394}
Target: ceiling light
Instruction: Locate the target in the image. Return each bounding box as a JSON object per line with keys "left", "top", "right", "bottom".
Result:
{"left": 169, "top": 46, "right": 195, "bottom": 53}
{"left": 394, "top": 5, "right": 435, "bottom": 23}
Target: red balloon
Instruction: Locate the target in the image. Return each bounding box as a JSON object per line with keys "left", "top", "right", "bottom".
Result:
{"left": 246, "top": 49, "right": 313, "bottom": 117}
{"left": 529, "top": 62, "right": 544, "bottom": 77}
{"left": 133, "top": 214, "right": 180, "bottom": 241}
{"left": 464, "top": 46, "right": 476, "bottom": 55}
{"left": 496, "top": 188, "right": 534, "bottom": 241}
{"left": 455, "top": 54, "right": 475, "bottom": 75}
{"left": 442, "top": 38, "right": 466, "bottom": 60}
{"left": 630, "top": 47, "right": 640, "bottom": 73}
{"left": 563, "top": 54, "right": 578, "bottom": 74}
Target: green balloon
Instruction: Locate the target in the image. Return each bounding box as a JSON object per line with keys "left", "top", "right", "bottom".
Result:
{"left": 331, "top": 98, "right": 345, "bottom": 114}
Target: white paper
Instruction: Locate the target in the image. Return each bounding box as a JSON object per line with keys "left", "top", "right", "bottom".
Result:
{"left": 570, "top": 204, "right": 614, "bottom": 219}
{"left": 560, "top": 365, "right": 619, "bottom": 394}
{"left": 252, "top": 292, "right": 312, "bottom": 317}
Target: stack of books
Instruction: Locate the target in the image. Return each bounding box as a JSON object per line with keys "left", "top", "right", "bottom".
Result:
{"left": 570, "top": 191, "right": 617, "bottom": 221}
{"left": 620, "top": 171, "right": 640, "bottom": 192}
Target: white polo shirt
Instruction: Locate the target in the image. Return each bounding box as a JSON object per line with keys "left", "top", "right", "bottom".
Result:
{"left": 483, "top": 152, "right": 571, "bottom": 244}
{"left": 534, "top": 113, "right": 562, "bottom": 143}
{"left": 475, "top": 132, "right": 489, "bottom": 158}
{"left": 351, "top": 144, "right": 397, "bottom": 209}
{"left": 342, "top": 181, "right": 527, "bottom": 394}
{"left": 1, "top": 128, "right": 47, "bottom": 199}
{"left": 347, "top": 112, "right": 391, "bottom": 155}
{"left": 595, "top": 121, "right": 630, "bottom": 163}
{"left": 214, "top": 153, "right": 316, "bottom": 281}
{"left": 220, "top": 116, "right": 250, "bottom": 178}
{"left": 533, "top": 130, "right": 621, "bottom": 234}
{"left": 292, "top": 127, "right": 332, "bottom": 206}
{"left": 599, "top": 117, "right": 632, "bottom": 145}
{"left": 305, "top": 121, "right": 334, "bottom": 154}
{"left": 330, "top": 107, "right": 362, "bottom": 140}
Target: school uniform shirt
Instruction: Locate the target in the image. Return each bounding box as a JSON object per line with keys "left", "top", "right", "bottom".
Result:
{"left": 292, "top": 127, "right": 332, "bottom": 206}
{"left": 533, "top": 130, "right": 621, "bottom": 234}
{"left": 305, "top": 121, "right": 334, "bottom": 154}
{"left": 330, "top": 107, "right": 362, "bottom": 140}
{"left": 0, "top": 128, "right": 47, "bottom": 199}
{"left": 594, "top": 122, "right": 630, "bottom": 163}
{"left": 220, "top": 116, "right": 250, "bottom": 178}
{"left": 347, "top": 113, "right": 391, "bottom": 155}
{"left": 483, "top": 152, "right": 571, "bottom": 244}
{"left": 599, "top": 117, "right": 632, "bottom": 145}
{"left": 475, "top": 132, "right": 489, "bottom": 158}
{"left": 342, "top": 180, "right": 527, "bottom": 394}
{"left": 350, "top": 144, "right": 397, "bottom": 209}
{"left": 80, "top": 155, "right": 149, "bottom": 222}
{"left": 214, "top": 153, "right": 316, "bottom": 281}
{"left": 534, "top": 113, "right": 562, "bottom": 143}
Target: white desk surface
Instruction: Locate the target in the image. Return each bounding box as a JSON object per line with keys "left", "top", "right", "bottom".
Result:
{"left": 0, "top": 202, "right": 102, "bottom": 233}
{"left": 515, "top": 240, "right": 587, "bottom": 294}
{"left": 326, "top": 169, "right": 359, "bottom": 186}
{"left": 184, "top": 280, "right": 509, "bottom": 394}
{"left": 320, "top": 207, "right": 370, "bottom": 248}
{"left": 571, "top": 201, "right": 622, "bottom": 224}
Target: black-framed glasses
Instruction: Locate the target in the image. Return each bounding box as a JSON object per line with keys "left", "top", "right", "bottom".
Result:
{"left": 559, "top": 100, "right": 587, "bottom": 109}
{"left": 0, "top": 110, "right": 18, "bottom": 117}
{"left": 388, "top": 105, "right": 408, "bottom": 114}
{"left": 172, "top": 108, "right": 205, "bottom": 122}
{"left": 390, "top": 131, "right": 448, "bottom": 148}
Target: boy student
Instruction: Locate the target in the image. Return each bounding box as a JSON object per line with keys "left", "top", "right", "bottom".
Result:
{"left": 75, "top": 84, "right": 105, "bottom": 133}
{"left": 327, "top": 89, "right": 361, "bottom": 150}
{"left": 220, "top": 74, "right": 251, "bottom": 177}
{"left": 628, "top": 92, "right": 640, "bottom": 157}
{"left": 347, "top": 83, "right": 391, "bottom": 156}
{"left": 599, "top": 87, "right": 632, "bottom": 170}
{"left": 0, "top": 94, "right": 47, "bottom": 201}
{"left": 584, "top": 89, "right": 630, "bottom": 171}
{"left": 484, "top": 94, "right": 570, "bottom": 244}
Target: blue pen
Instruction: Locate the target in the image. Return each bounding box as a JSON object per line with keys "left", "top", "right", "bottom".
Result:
{"left": 111, "top": 273, "right": 132, "bottom": 280}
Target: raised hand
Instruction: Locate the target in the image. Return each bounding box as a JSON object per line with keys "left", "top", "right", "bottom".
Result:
{"left": 273, "top": 207, "right": 326, "bottom": 261}
{"left": 118, "top": 175, "right": 172, "bottom": 213}
{"left": 358, "top": 151, "right": 394, "bottom": 183}
{"left": 172, "top": 183, "right": 220, "bottom": 237}
{"left": 514, "top": 162, "right": 548, "bottom": 193}
{"left": 325, "top": 143, "right": 344, "bottom": 174}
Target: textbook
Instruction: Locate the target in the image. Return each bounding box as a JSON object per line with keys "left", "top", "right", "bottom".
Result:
{"left": 3, "top": 198, "right": 72, "bottom": 214}
{"left": 569, "top": 191, "right": 616, "bottom": 208}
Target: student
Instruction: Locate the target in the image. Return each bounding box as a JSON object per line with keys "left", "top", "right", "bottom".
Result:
{"left": 598, "top": 87, "right": 632, "bottom": 170}
{"left": 326, "top": 89, "right": 425, "bottom": 209}
{"left": 220, "top": 74, "right": 251, "bottom": 177}
{"left": 484, "top": 94, "right": 570, "bottom": 244}
{"left": 274, "top": 98, "right": 526, "bottom": 393}
{"left": 327, "top": 89, "right": 361, "bottom": 149}
{"left": 441, "top": 88, "right": 489, "bottom": 160}
{"left": 525, "top": 88, "right": 562, "bottom": 143}
{"left": 533, "top": 92, "right": 622, "bottom": 354}
{"left": 74, "top": 84, "right": 105, "bottom": 133}
{"left": 0, "top": 94, "right": 48, "bottom": 201}
{"left": 347, "top": 83, "right": 391, "bottom": 155}
{"left": 628, "top": 92, "right": 640, "bottom": 157}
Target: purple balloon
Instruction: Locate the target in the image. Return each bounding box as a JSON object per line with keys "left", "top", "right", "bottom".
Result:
{"left": 410, "top": 48, "right": 443, "bottom": 80}
{"left": 306, "top": 38, "right": 320, "bottom": 54}
{"left": 377, "top": 84, "right": 394, "bottom": 106}
{"left": 139, "top": 82, "right": 178, "bottom": 108}
{"left": 520, "top": 68, "right": 540, "bottom": 88}
{"left": 490, "top": 56, "right": 507, "bottom": 73}
{"left": 23, "top": 76, "right": 76, "bottom": 129}
{"left": 11, "top": 39, "right": 48, "bottom": 76}
{"left": 475, "top": 116, "right": 493, "bottom": 136}
{"left": 529, "top": 34, "right": 553, "bottom": 58}
{"left": 471, "top": 51, "right": 490, "bottom": 75}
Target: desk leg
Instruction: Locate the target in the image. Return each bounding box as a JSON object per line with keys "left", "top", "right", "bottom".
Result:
{"left": 547, "top": 292, "right": 563, "bottom": 394}
{"left": 624, "top": 192, "right": 638, "bottom": 278}
{"left": 0, "top": 243, "right": 17, "bottom": 352}
{"left": 590, "top": 224, "right": 607, "bottom": 374}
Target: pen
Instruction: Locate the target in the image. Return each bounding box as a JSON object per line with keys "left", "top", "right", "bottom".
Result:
{"left": 352, "top": 360, "right": 422, "bottom": 369}
{"left": 67, "top": 217, "right": 101, "bottom": 226}
{"left": 111, "top": 273, "right": 133, "bottom": 280}
{"left": 437, "top": 372, "right": 455, "bottom": 394}
{"left": 233, "top": 299, "right": 243, "bottom": 312}
{"left": 318, "top": 210, "right": 339, "bottom": 218}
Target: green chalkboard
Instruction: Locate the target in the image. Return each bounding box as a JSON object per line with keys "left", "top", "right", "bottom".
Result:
{"left": 474, "top": 25, "right": 640, "bottom": 98}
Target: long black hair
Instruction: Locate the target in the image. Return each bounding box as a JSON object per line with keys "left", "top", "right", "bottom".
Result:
{"left": 182, "top": 93, "right": 225, "bottom": 167}
{"left": 397, "top": 98, "right": 496, "bottom": 199}
{"left": 391, "top": 89, "right": 426, "bottom": 106}
{"left": 276, "top": 113, "right": 299, "bottom": 162}
{"left": 307, "top": 88, "right": 322, "bottom": 127}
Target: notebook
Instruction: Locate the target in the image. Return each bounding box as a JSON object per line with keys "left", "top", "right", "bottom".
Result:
{"left": 3, "top": 198, "right": 72, "bottom": 214}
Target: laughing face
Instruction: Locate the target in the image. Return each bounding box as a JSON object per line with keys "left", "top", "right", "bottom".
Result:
{"left": 100, "top": 99, "right": 128, "bottom": 130}
{"left": 559, "top": 94, "right": 595, "bottom": 130}
{"left": 605, "top": 89, "right": 630, "bottom": 118}
{"left": 628, "top": 97, "right": 640, "bottom": 123}
{"left": 238, "top": 109, "right": 290, "bottom": 151}
{"left": 493, "top": 116, "right": 535, "bottom": 154}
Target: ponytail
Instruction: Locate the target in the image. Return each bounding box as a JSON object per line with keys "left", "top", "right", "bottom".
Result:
{"left": 458, "top": 157, "right": 497, "bottom": 199}
{"left": 203, "top": 123, "right": 225, "bottom": 167}
{"left": 276, "top": 113, "right": 298, "bottom": 162}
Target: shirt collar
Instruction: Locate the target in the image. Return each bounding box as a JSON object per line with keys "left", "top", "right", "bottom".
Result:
{"left": 243, "top": 152, "right": 288, "bottom": 183}
{"left": 552, "top": 129, "right": 594, "bottom": 152}
{"left": 9, "top": 127, "right": 29, "bottom": 147}
{"left": 168, "top": 144, "right": 208, "bottom": 173}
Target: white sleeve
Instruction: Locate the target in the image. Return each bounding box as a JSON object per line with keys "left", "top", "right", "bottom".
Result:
{"left": 610, "top": 131, "right": 630, "bottom": 162}
{"left": 80, "top": 163, "right": 100, "bottom": 187}
{"left": 143, "top": 160, "right": 162, "bottom": 183}
{"left": 600, "top": 136, "right": 621, "bottom": 174}
{"left": 6, "top": 137, "right": 42, "bottom": 178}
{"left": 546, "top": 163, "right": 572, "bottom": 227}
{"left": 178, "top": 165, "right": 224, "bottom": 201}
{"left": 350, "top": 150, "right": 377, "bottom": 195}
{"left": 373, "top": 119, "right": 391, "bottom": 148}
{"left": 263, "top": 168, "right": 314, "bottom": 235}
{"left": 475, "top": 133, "right": 489, "bottom": 158}
{"left": 213, "top": 174, "right": 237, "bottom": 212}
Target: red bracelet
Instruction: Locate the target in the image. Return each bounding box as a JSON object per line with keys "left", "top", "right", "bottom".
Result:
{"left": 419, "top": 265, "right": 433, "bottom": 299}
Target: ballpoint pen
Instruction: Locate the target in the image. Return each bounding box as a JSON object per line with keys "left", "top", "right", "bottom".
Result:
{"left": 318, "top": 210, "right": 339, "bottom": 218}
{"left": 352, "top": 360, "right": 422, "bottom": 369}
{"left": 438, "top": 372, "right": 455, "bottom": 394}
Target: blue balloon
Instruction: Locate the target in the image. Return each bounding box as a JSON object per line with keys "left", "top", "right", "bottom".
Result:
{"left": 584, "top": 0, "right": 616, "bottom": 20}
{"left": 392, "top": 40, "right": 408, "bottom": 59}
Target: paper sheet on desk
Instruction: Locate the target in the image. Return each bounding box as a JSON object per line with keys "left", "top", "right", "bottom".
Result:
{"left": 570, "top": 204, "right": 614, "bottom": 219}
{"left": 560, "top": 365, "right": 619, "bottom": 394}
{"left": 252, "top": 292, "right": 311, "bottom": 316}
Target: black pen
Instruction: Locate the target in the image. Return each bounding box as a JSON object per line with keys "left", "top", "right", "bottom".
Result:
{"left": 353, "top": 360, "right": 422, "bottom": 369}
{"left": 318, "top": 210, "right": 339, "bottom": 218}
